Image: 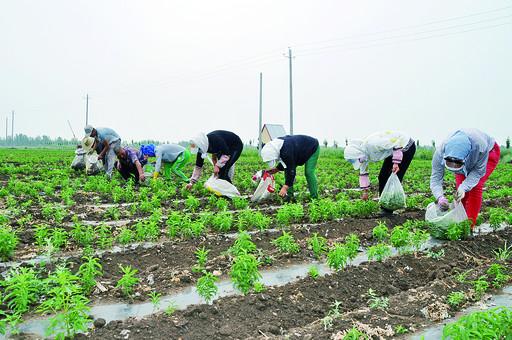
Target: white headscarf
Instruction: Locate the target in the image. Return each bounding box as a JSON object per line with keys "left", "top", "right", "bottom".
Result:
{"left": 261, "top": 139, "right": 286, "bottom": 168}
{"left": 191, "top": 132, "right": 213, "bottom": 165}
{"left": 343, "top": 140, "right": 367, "bottom": 170}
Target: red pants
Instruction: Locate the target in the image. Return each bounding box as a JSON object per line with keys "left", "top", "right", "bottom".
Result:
{"left": 455, "top": 143, "right": 500, "bottom": 227}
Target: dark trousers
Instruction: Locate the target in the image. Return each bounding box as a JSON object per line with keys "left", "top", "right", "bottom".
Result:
{"left": 117, "top": 161, "right": 140, "bottom": 182}
{"left": 218, "top": 145, "right": 243, "bottom": 183}
{"left": 378, "top": 143, "right": 416, "bottom": 194}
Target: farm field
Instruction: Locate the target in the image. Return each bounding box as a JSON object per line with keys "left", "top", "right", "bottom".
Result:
{"left": 0, "top": 147, "right": 511, "bottom": 339}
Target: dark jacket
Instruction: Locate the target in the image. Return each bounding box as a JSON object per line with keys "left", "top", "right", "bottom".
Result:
{"left": 196, "top": 130, "right": 243, "bottom": 167}
{"left": 276, "top": 135, "right": 319, "bottom": 186}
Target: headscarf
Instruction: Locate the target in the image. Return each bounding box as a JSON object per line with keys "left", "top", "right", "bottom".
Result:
{"left": 443, "top": 131, "right": 471, "bottom": 162}
{"left": 140, "top": 144, "right": 156, "bottom": 157}
{"left": 261, "top": 139, "right": 286, "bottom": 168}
{"left": 191, "top": 132, "right": 209, "bottom": 159}
{"left": 343, "top": 140, "right": 367, "bottom": 170}
{"left": 84, "top": 125, "right": 94, "bottom": 137}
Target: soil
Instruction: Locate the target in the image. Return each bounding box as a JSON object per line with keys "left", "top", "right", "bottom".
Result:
{"left": 79, "top": 228, "right": 512, "bottom": 339}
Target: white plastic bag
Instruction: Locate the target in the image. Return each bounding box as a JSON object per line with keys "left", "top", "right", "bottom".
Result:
{"left": 71, "top": 148, "right": 86, "bottom": 170}
{"left": 251, "top": 171, "right": 275, "bottom": 203}
{"left": 379, "top": 173, "right": 406, "bottom": 211}
{"left": 425, "top": 201, "right": 468, "bottom": 227}
{"left": 204, "top": 176, "right": 240, "bottom": 198}
{"left": 85, "top": 153, "right": 103, "bottom": 175}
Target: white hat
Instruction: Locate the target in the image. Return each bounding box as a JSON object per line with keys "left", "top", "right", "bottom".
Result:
{"left": 84, "top": 125, "right": 94, "bottom": 137}
{"left": 82, "top": 136, "right": 96, "bottom": 152}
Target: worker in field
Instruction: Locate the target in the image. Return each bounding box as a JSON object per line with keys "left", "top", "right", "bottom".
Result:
{"left": 430, "top": 129, "right": 500, "bottom": 228}
{"left": 261, "top": 135, "right": 320, "bottom": 200}
{"left": 186, "top": 130, "right": 244, "bottom": 189}
{"left": 83, "top": 125, "right": 121, "bottom": 179}
{"left": 344, "top": 131, "right": 416, "bottom": 210}
{"left": 140, "top": 143, "right": 191, "bottom": 183}
{"left": 113, "top": 146, "right": 147, "bottom": 183}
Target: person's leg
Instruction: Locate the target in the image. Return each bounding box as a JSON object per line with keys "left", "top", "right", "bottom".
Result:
{"left": 304, "top": 146, "right": 320, "bottom": 199}
{"left": 456, "top": 144, "right": 500, "bottom": 226}
{"left": 378, "top": 156, "right": 393, "bottom": 195}
{"left": 219, "top": 147, "right": 242, "bottom": 182}
{"left": 171, "top": 150, "right": 191, "bottom": 183}
{"left": 105, "top": 141, "right": 119, "bottom": 178}
{"left": 163, "top": 162, "right": 172, "bottom": 179}
{"left": 396, "top": 143, "right": 416, "bottom": 182}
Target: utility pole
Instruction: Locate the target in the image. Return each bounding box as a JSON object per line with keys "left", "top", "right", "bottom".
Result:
{"left": 5, "top": 117, "right": 7, "bottom": 142}
{"left": 286, "top": 47, "right": 294, "bottom": 135}
{"left": 258, "top": 72, "right": 263, "bottom": 153}
{"left": 11, "top": 111, "right": 14, "bottom": 145}
{"left": 85, "top": 94, "right": 89, "bottom": 126}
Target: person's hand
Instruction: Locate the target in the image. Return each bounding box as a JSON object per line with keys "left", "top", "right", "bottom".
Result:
{"left": 98, "top": 153, "right": 105, "bottom": 161}
{"left": 153, "top": 172, "right": 159, "bottom": 180}
{"left": 185, "top": 183, "right": 193, "bottom": 191}
{"left": 455, "top": 188, "right": 466, "bottom": 202}
{"left": 392, "top": 163, "right": 400, "bottom": 174}
{"left": 361, "top": 190, "right": 369, "bottom": 201}
{"left": 213, "top": 165, "right": 220, "bottom": 175}
{"left": 139, "top": 173, "right": 146, "bottom": 182}
{"left": 437, "top": 196, "right": 449, "bottom": 211}
{"left": 279, "top": 185, "right": 289, "bottom": 198}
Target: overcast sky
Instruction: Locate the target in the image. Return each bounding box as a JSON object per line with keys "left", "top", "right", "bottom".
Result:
{"left": 1, "top": 0, "right": 511, "bottom": 146}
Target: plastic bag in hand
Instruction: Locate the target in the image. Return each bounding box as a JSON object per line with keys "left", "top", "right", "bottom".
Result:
{"left": 71, "top": 148, "right": 86, "bottom": 170}
{"left": 204, "top": 176, "right": 241, "bottom": 198}
{"left": 425, "top": 201, "right": 467, "bottom": 227}
{"left": 379, "top": 173, "right": 406, "bottom": 211}
{"left": 251, "top": 171, "right": 275, "bottom": 203}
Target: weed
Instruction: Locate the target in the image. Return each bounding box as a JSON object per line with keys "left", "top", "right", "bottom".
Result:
{"left": 344, "top": 327, "right": 368, "bottom": 339}
{"left": 455, "top": 269, "right": 473, "bottom": 283}
{"left": 486, "top": 263, "right": 510, "bottom": 288}
{"left": 426, "top": 249, "right": 445, "bottom": 260}
{"left": 493, "top": 241, "right": 512, "bottom": 261}
{"left": 367, "top": 288, "right": 389, "bottom": 310}
{"left": 253, "top": 282, "right": 266, "bottom": 293}
{"left": 473, "top": 276, "right": 490, "bottom": 300}
{"left": 447, "top": 291, "right": 465, "bottom": 307}
{"left": 394, "top": 325, "right": 409, "bottom": 335}
{"left": 164, "top": 301, "right": 178, "bottom": 316}
{"left": 322, "top": 300, "right": 342, "bottom": 330}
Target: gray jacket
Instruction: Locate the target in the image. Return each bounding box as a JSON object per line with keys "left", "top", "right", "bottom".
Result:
{"left": 155, "top": 144, "right": 185, "bottom": 173}
{"left": 430, "top": 129, "right": 495, "bottom": 199}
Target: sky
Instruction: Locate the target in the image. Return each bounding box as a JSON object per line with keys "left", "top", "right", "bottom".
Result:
{"left": 1, "top": 0, "right": 511, "bottom": 146}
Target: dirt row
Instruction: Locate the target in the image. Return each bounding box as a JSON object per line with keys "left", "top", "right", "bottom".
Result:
{"left": 83, "top": 228, "right": 512, "bottom": 340}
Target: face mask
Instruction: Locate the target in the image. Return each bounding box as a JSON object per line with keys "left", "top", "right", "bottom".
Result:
{"left": 445, "top": 161, "right": 464, "bottom": 172}
{"left": 267, "top": 160, "right": 277, "bottom": 168}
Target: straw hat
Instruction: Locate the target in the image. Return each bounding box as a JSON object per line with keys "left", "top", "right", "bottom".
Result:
{"left": 82, "top": 136, "right": 96, "bottom": 152}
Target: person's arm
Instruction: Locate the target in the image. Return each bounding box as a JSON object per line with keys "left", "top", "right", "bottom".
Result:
{"left": 97, "top": 140, "right": 109, "bottom": 159}
{"left": 392, "top": 148, "right": 403, "bottom": 173}
{"left": 134, "top": 160, "right": 145, "bottom": 181}
{"left": 358, "top": 161, "right": 370, "bottom": 189}
{"left": 459, "top": 152, "right": 488, "bottom": 193}
{"left": 430, "top": 148, "right": 445, "bottom": 200}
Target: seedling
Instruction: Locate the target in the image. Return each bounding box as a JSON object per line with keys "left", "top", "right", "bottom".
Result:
{"left": 322, "top": 300, "right": 342, "bottom": 331}
{"left": 116, "top": 265, "right": 139, "bottom": 297}
{"left": 230, "top": 253, "right": 261, "bottom": 294}
{"left": 164, "top": 301, "right": 178, "bottom": 316}
{"left": 367, "top": 288, "right": 389, "bottom": 310}
{"left": 229, "top": 232, "right": 257, "bottom": 256}
{"left": 455, "top": 269, "right": 473, "bottom": 284}
{"left": 2, "top": 267, "right": 41, "bottom": 314}
{"left": 196, "top": 271, "right": 218, "bottom": 303}
{"left": 211, "top": 212, "right": 233, "bottom": 232}
{"left": 394, "top": 325, "right": 408, "bottom": 335}
{"left": 493, "top": 241, "right": 512, "bottom": 261}
{"left": 117, "top": 227, "right": 135, "bottom": 245}
{"left": 443, "top": 306, "right": 512, "bottom": 339}
{"left": 390, "top": 226, "right": 411, "bottom": 253}
{"left": 272, "top": 231, "right": 300, "bottom": 254}
{"left": 308, "top": 266, "right": 319, "bottom": 279}
{"left": 473, "top": 276, "right": 490, "bottom": 300}
{"left": 426, "top": 249, "right": 445, "bottom": 260}
{"left": 372, "top": 222, "right": 389, "bottom": 241}
{"left": 148, "top": 291, "right": 162, "bottom": 309}
{"left": 253, "top": 282, "right": 266, "bottom": 293}
{"left": 344, "top": 327, "right": 368, "bottom": 339}
{"left": 193, "top": 247, "right": 209, "bottom": 272}
{"left": 327, "top": 243, "right": 349, "bottom": 271}
{"left": 0, "top": 226, "right": 18, "bottom": 261}
{"left": 344, "top": 234, "right": 360, "bottom": 260}
{"left": 77, "top": 256, "right": 103, "bottom": 294}
{"left": 307, "top": 233, "right": 328, "bottom": 259}
{"left": 367, "top": 243, "right": 392, "bottom": 262}
{"left": 447, "top": 291, "right": 465, "bottom": 307}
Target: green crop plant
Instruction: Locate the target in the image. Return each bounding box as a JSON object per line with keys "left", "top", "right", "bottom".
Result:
{"left": 253, "top": 282, "right": 265, "bottom": 293}
{"left": 473, "top": 276, "right": 490, "bottom": 300}
{"left": 95, "top": 224, "right": 114, "bottom": 249}
{"left": 77, "top": 256, "right": 103, "bottom": 294}
{"left": 135, "top": 220, "right": 161, "bottom": 241}
{"left": 50, "top": 228, "right": 68, "bottom": 250}
{"left": 232, "top": 197, "right": 248, "bottom": 210}
{"left": 344, "top": 327, "right": 368, "bottom": 339}
{"left": 117, "top": 227, "right": 135, "bottom": 245}
{"left": 442, "top": 306, "right": 512, "bottom": 339}
{"left": 276, "top": 203, "right": 304, "bottom": 225}
{"left": 455, "top": 269, "right": 473, "bottom": 284}
{"left": 447, "top": 291, "right": 465, "bottom": 308}
{"left": 45, "top": 294, "right": 90, "bottom": 340}
{"left": 229, "top": 231, "right": 257, "bottom": 256}
{"left": 116, "top": 265, "right": 139, "bottom": 297}
{"left": 493, "top": 241, "right": 512, "bottom": 261}
{"left": 327, "top": 243, "right": 349, "bottom": 271}
{"left": 164, "top": 301, "right": 178, "bottom": 316}
{"left": 215, "top": 198, "right": 228, "bottom": 211}
{"left": 230, "top": 253, "right": 261, "bottom": 294}
{"left": 426, "top": 249, "right": 445, "bottom": 260}
{"left": 367, "top": 243, "right": 392, "bottom": 262}
{"left": 322, "top": 300, "right": 342, "bottom": 331}
{"left": 372, "top": 222, "right": 389, "bottom": 241}
{"left": 2, "top": 267, "right": 41, "bottom": 314}
{"left": 348, "top": 200, "right": 379, "bottom": 217}
{"left": 308, "top": 266, "right": 319, "bottom": 279}
{"left": 34, "top": 224, "right": 50, "bottom": 247}
{"left": 307, "top": 233, "right": 328, "bottom": 259}
{"left": 308, "top": 198, "right": 338, "bottom": 222}
{"left": 166, "top": 212, "right": 186, "bottom": 238}
{"left": 104, "top": 206, "right": 121, "bottom": 220}
{"left": 488, "top": 207, "right": 507, "bottom": 231}
{"left": 236, "top": 210, "right": 271, "bottom": 231}
{"left": 390, "top": 226, "right": 411, "bottom": 253}
{"left": 367, "top": 288, "right": 389, "bottom": 310}
{"left": 272, "top": 231, "right": 300, "bottom": 254}
{"left": 211, "top": 212, "right": 233, "bottom": 232}
{"left": 70, "top": 222, "right": 95, "bottom": 247}
{"left": 185, "top": 195, "right": 200, "bottom": 211}
{"left": 190, "top": 220, "right": 206, "bottom": 237}
{"left": 486, "top": 263, "right": 510, "bottom": 288}
{"left": 411, "top": 229, "right": 429, "bottom": 252}
{"left": 196, "top": 271, "right": 218, "bottom": 303}
{"left": 394, "top": 325, "right": 408, "bottom": 335}
{"left": 344, "top": 234, "right": 360, "bottom": 260}
{"left": 148, "top": 291, "right": 162, "bottom": 309}
{"left": 446, "top": 220, "right": 471, "bottom": 241}
{"left": 193, "top": 246, "right": 209, "bottom": 272}
{"left": 0, "top": 226, "right": 18, "bottom": 260}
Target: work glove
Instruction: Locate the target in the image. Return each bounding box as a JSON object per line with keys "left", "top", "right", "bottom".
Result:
{"left": 153, "top": 172, "right": 159, "bottom": 180}
{"left": 437, "top": 196, "right": 449, "bottom": 211}
{"left": 455, "top": 187, "right": 466, "bottom": 202}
